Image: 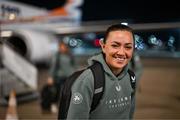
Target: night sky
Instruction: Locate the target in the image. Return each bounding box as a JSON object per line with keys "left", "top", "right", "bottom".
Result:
{"left": 12, "top": 0, "right": 180, "bottom": 23}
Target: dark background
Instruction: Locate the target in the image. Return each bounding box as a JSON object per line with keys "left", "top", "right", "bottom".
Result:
{"left": 11, "top": 0, "right": 180, "bottom": 23}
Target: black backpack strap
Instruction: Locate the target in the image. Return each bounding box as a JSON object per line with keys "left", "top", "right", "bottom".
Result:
{"left": 58, "top": 70, "right": 84, "bottom": 119}
{"left": 127, "top": 69, "right": 136, "bottom": 90}
{"left": 89, "top": 62, "right": 105, "bottom": 113}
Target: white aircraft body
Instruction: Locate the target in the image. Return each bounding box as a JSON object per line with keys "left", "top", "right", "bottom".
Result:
{"left": 1, "top": 0, "right": 180, "bottom": 64}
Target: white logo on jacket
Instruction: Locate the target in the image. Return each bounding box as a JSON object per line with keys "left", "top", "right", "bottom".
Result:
{"left": 72, "top": 92, "right": 83, "bottom": 104}
{"left": 105, "top": 96, "right": 131, "bottom": 109}
{"left": 131, "top": 76, "right": 136, "bottom": 83}
{"left": 115, "top": 84, "right": 121, "bottom": 92}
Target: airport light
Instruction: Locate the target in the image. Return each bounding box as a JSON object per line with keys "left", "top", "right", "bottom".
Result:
{"left": 8, "top": 13, "right": 16, "bottom": 20}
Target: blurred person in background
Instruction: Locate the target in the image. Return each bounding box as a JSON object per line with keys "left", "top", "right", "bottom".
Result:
{"left": 129, "top": 51, "right": 143, "bottom": 92}
{"left": 41, "top": 41, "right": 75, "bottom": 111}
{"left": 128, "top": 50, "right": 143, "bottom": 118}
{"left": 48, "top": 41, "right": 75, "bottom": 100}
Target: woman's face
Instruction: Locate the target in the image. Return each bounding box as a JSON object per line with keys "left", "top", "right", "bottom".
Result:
{"left": 100, "top": 30, "right": 134, "bottom": 74}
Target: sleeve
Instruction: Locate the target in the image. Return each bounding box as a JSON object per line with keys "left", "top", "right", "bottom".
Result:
{"left": 49, "top": 53, "right": 58, "bottom": 77}
{"left": 66, "top": 70, "right": 94, "bottom": 119}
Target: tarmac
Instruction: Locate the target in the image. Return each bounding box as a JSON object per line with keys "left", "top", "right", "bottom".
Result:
{"left": 0, "top": 58, "right": 180, "bottom": 120}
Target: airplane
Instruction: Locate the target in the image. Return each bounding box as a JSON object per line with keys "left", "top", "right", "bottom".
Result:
{"left": 1, "top": 0, "right": 180, "bottom": 65}
{"left": 0, "top": 0, "right": 84, "bottom": 103}
{"left": 0, "top": 0, "right": 83, "bottom": 23}
{"left": 0, "top": 0, "right": 84, "bottom": 65}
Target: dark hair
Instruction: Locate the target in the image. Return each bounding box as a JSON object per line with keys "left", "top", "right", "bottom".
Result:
{"left": 104, "top": 24, "right": 135, "bottom": 45}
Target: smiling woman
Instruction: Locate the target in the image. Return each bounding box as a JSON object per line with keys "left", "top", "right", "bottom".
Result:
{"left": 57, "top": 24, "right": 136, "bottom": 119}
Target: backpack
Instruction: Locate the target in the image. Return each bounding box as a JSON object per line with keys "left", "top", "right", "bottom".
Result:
{"left": 58, "top": 62, "right": 136, "bottom": 119}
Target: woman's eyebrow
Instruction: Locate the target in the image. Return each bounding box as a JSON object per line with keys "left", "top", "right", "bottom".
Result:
{"left": 126, "top": 43, "right": 133, "bottom": 45}
{"left": 111, "top": 41, "right": 120, "bottom": 44}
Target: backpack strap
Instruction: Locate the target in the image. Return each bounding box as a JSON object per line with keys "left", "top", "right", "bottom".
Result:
{"left": 58, "top": 69, "right": 85, "bottom": 119}
{"left": 89, "top": 62, "right": 105, "bottom": 113}
{"left": 127, "top": 69, "right": 136, "bottom": 90}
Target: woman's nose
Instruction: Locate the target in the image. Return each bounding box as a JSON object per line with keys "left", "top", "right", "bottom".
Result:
{"left": 117, "top": 47, "right": 125, "bottom": 55}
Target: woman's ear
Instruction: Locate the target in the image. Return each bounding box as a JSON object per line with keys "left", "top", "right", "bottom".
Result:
{"left": 99, "top": 38, "right": 105, "bottom": 53}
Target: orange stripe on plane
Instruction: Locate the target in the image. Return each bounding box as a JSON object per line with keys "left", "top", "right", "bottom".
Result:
{"left": 48, "top": 7, "right": 68, "bottom": 16}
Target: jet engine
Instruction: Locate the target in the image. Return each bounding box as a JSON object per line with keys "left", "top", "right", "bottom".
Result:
{"left": 2, "top": 29, "right": 59, "bottom": 65}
